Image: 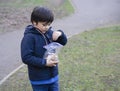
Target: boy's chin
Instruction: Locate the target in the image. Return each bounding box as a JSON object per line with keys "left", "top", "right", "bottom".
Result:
{"left": 41, "top": 30, "right": 47, "bottom": 33}
{"left": 44, "top": 30, "right": 49, "bottom": 32}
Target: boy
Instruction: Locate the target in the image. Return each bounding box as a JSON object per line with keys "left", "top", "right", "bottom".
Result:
{"left": 21, "top": 6, "right": 67, "bottom": 91}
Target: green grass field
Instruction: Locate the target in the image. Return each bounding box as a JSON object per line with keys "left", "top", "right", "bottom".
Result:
{"left": 59, "top": 25, "right": 120, "bottom": 91}
{"left": 0, "top": 25, "right": 120, "bottom": 91}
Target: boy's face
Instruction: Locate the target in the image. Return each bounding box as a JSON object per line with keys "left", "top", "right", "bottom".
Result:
{"left": 34, "top": 22, "right": 51, "bottom": 33}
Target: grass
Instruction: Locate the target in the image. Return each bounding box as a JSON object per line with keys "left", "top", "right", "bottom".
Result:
{"left": 0, "top": 0, "right": 45, "bottom": 7}
{"left": 0, "top": 25, "right": 120, "bottom": 91}
{"left": 57, "top": 0, "right": 74, "bottom": 16}
{"left": 0, "top": 0, "right": 74, "bottom": 18}
{"left": 64, "top": 0, "right": 74, "bottom": 14}
{"left": 0, "top": 0, "right": 74, "bottom": 14}
{"left": 59, "top": 25, "right": 120, "bottom": 91}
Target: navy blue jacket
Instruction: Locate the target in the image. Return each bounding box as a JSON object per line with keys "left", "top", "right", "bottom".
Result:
{"left": 21, "top": 25, "right": 67, "bottom": 81}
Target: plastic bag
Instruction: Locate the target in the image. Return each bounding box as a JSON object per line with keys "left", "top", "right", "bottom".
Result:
{"left": 43, "top": 42, "right": 63, "bottom": 61}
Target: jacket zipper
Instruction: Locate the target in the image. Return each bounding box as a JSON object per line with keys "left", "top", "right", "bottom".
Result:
{"left": 36, "top": 29, "right": 48, "bottom": 45}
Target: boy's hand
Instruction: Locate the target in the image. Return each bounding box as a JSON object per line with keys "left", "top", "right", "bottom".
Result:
{"left": 46, "top": 54, "right": 59, "bottom": 67}
{"left": 52, "top": 31, "right": 62, "bottom": 41}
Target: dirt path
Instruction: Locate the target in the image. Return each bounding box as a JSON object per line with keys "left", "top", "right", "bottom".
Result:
{"left": 0, "top": 0, "right": 120, "bottom": 83}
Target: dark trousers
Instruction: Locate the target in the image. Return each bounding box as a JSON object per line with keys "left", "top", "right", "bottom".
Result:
{"left": 31, "top": 81, "right": 59, "bottom": 91}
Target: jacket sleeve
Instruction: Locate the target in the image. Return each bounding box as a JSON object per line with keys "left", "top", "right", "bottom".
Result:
{"left": 45, "top": 28, "right": 67, "bottom": 45}
{"left": 54, "top": 30, "right": 67, "bottom": 46}
{"left": 21, "top": 34, "right": 46, "bottom": 68}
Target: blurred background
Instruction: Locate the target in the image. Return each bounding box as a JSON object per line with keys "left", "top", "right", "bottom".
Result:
{"left": 0, "top": 0, "right": 120, "bottom": 91}
{"left": 0, "top": 0, "right": 73, "bottom": 34}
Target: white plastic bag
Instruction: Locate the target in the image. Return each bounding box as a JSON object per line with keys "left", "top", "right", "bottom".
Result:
{"left": 43, "top": 42, "right": 63, "bottom": 61}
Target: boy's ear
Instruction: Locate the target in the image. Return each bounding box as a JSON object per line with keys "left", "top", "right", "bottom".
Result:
{"left": 33, "top": 22, "right": 36, "bottom": 25}
{"left": 33, "top": 21, "right": 37, "bottom": 26}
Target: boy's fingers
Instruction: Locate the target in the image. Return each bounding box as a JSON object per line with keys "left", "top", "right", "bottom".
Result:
{"left": 46, "top": 60, "right": 59, "bottom": 67}
{"left": 53, "top": 60, "right": 59, "bottom": 64}
{"left": 52, "top": 31, "right": 62, "bottom": 41}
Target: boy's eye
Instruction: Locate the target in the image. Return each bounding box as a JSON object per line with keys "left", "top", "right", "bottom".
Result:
{"left": 42, "top": 23, "right": 51, "bottom": 26}
{"left": 42, "top": 24, "right": 46, "bottom": 26}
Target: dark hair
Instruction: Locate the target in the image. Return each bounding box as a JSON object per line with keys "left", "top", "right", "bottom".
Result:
{"left": 31, "top": 6, "right": 54, "bottom": 24}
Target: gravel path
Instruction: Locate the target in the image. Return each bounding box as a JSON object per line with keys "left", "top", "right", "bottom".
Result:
{"left": 0, "top": 0, "right": 120, "bottom": 84}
